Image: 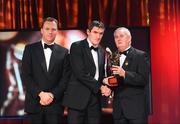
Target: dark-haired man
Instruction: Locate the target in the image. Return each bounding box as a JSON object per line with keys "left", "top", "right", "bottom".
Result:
{"left": 63, "top": 20, "right": 111, "bottom": 124}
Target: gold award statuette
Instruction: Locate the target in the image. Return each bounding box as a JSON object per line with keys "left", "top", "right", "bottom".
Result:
{"left": 107, "top": 50, "right": 120, "bottom": 87}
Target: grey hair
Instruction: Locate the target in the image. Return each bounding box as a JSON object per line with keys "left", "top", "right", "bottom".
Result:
{"left": 114, "top": 27, "right": 131, "bottom": 38}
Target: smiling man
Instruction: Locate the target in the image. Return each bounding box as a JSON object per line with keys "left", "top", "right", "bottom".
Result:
{"left": 22, "top": 17, "right": 70, "bottom": 124}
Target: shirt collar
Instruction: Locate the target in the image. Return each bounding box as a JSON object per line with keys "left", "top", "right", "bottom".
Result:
{"left": 41, "top": 39, "right": 55, "bottom": 48}
{"left": 87, "top": 38, "right": 98, "bottom": 48}
{"left": 125, "top": 46, "right": 131, "bottom": 51}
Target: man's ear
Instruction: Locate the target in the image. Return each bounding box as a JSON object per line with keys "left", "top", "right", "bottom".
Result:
{"left": 87, "top": 29, "right": 90, "bottom": 35}
{"left": 40, "top": 28, "right": 43, "bottom": 34}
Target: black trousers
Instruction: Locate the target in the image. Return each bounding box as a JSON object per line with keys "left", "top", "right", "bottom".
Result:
{"left": 114, "top": 115, "right": 148, "bottom": 124}
{"left": 67, "top": 94, "right": 101, "bottom": 124}
{"left": 27, "top": 111, "right": 63, "bottom": 124}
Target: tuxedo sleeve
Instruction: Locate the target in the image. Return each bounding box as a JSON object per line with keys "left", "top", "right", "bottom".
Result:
{"left": 70, "top": 43, "right": 101, "bottom": 94}
{"left": 124, "top": 52, "right": 150, "bottom": 86}
{"left": 51, "top": 51, "right": 71, "bottom": 100}
{"left": 22, "top": 45, "right": 41, "bottom": 99}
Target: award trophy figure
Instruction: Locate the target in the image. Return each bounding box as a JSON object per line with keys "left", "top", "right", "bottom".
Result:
{"left": 105, "top": 47, "right": 120, "bottom": 87}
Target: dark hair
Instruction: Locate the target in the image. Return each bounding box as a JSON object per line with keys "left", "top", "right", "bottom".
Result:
{"left": 41, "top": 17, "right": 60, "bottom": 28}
{"left": 88, "top": 20, "right": 105, "bottom": 31}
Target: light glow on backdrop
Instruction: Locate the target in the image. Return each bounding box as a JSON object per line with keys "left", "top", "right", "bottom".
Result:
{"left": 149, "top": 0, "right": 180, "bottom": 123}
{"left": 0, "top": 30, "right": 86, "bottom": 116}
{"left": 0, "top": 28, "right": 150, "bottom": 117}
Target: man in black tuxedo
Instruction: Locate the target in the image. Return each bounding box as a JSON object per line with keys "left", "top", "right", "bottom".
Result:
{"left": 104, "top": 27, "right": 150, "bottom": 124}
{"left": 62, "top": 20, "right": 111, "bottom": 124}
{"left": 22, "top": 17, "right": 70, "bottom": 124}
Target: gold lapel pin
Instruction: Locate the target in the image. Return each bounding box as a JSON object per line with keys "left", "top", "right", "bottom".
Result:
{"left": 125, "top": 61, "right": 128, "bottom": 66}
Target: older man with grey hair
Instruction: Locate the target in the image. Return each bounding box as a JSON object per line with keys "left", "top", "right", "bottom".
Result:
{"left": 104, "top": 27, "right": 150, "bottom": 124}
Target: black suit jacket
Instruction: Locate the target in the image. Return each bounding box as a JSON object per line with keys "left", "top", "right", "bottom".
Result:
{"left": 113, "top": 47, "right": 150, "bottom": 119}
{"left": 62, "top": 39, "right": 105, "bottom": 110}
{"left": 22, "top": 41, "right": 70, "bottom": 114}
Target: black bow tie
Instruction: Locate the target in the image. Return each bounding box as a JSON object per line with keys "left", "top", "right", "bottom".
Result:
{"left": 90, "top": 46, "right": 98, "bottom": 51}
{"left": 119, "top": 50, "right": 129, "bottom": 55}
{"left": 44, "top": 44, "right": 54, "bottom": 50}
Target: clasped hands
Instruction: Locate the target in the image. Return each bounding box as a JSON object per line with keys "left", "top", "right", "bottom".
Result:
{"left": 38, "top": 91, "right": 54, "bottom": 106}
{"left": 100, "top": 85, "right": 111, "bottom": 96}
{"left": 101, "top": 65, "right": 125, "bottom": 96}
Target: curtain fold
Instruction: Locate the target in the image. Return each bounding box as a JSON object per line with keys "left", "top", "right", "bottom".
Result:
{"left": 0, "top": 0, "right": 148, "bottom": 29}
{"left": 149, "top": 0, "right": 180, "bottom": 123}
{"left": 0, "top": 0, "right": 43, "bottom": 29}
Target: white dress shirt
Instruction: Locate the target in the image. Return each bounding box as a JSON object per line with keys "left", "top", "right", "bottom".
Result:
{"left": 120, "top": 54, "right": 126, "bottom": 67}
{"left": 41, "top": 40, "right": 54, "bottom": 71}
{"left": 87, "top": 39, "right": 99, "bottom": 80}
{"left": 119, "top": 46, "right": 131, "bottom": 67}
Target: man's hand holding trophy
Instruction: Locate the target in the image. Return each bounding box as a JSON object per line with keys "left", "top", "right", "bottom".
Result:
{"left": 103, "top": 47, "right": 120, "bottom": 87}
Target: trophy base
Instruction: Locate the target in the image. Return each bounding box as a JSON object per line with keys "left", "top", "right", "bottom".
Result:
{"left": 108, "top": 76, "right": 118, "bottom": 87}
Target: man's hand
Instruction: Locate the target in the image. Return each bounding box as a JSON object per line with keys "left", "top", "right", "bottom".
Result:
{"left": 111, "top": 65, "right": 125, "bottom": 78}
{"left": 103, "top": 76, "right": 114, "bottom": 86}
{"left": 100, "top": 85, "right": 111, "bottom": 96}
{"left": 38, "top": 91, "right": 54, "bottom": 106}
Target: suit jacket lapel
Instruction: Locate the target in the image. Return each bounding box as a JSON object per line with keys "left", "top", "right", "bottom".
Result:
{"left": 35, "top": 42, "right": 47, "bottom": 73}
{"left": 48, "top": 44, "right": 58, "bottom": 73}
{"left": 83, "top": 40, "right": 96, "bottom": 68}
{"left": 98, "top": 47, "right": 103, "bottom": 70}
{"left": 122, "top": 47, "right": 133, "bottom": 70}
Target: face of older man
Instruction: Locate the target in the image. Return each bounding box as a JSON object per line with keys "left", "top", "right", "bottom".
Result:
{"left": 114, "top": 28, "right": 131, "bottom": 52}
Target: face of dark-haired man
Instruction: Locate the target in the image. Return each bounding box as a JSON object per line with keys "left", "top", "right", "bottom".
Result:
{"left": 87, "top": 26, "right": 104, "bottom": 47}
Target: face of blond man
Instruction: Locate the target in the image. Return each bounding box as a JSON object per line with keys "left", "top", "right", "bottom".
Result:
{"left": 41, "top": 21, "right": 58, "bottom": 44}
{"left": 87, "top": 26, "right": 105, "bottom": 47}
{"left": 114, "top": 29, "right": 131, "bottom": 52}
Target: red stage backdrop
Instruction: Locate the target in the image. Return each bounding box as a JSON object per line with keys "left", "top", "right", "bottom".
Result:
{"left": 1, "top": 0, "right": 180, "bottom": 124}
{"left": 149, "top": 0, "right": 180, "bottom": 123}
